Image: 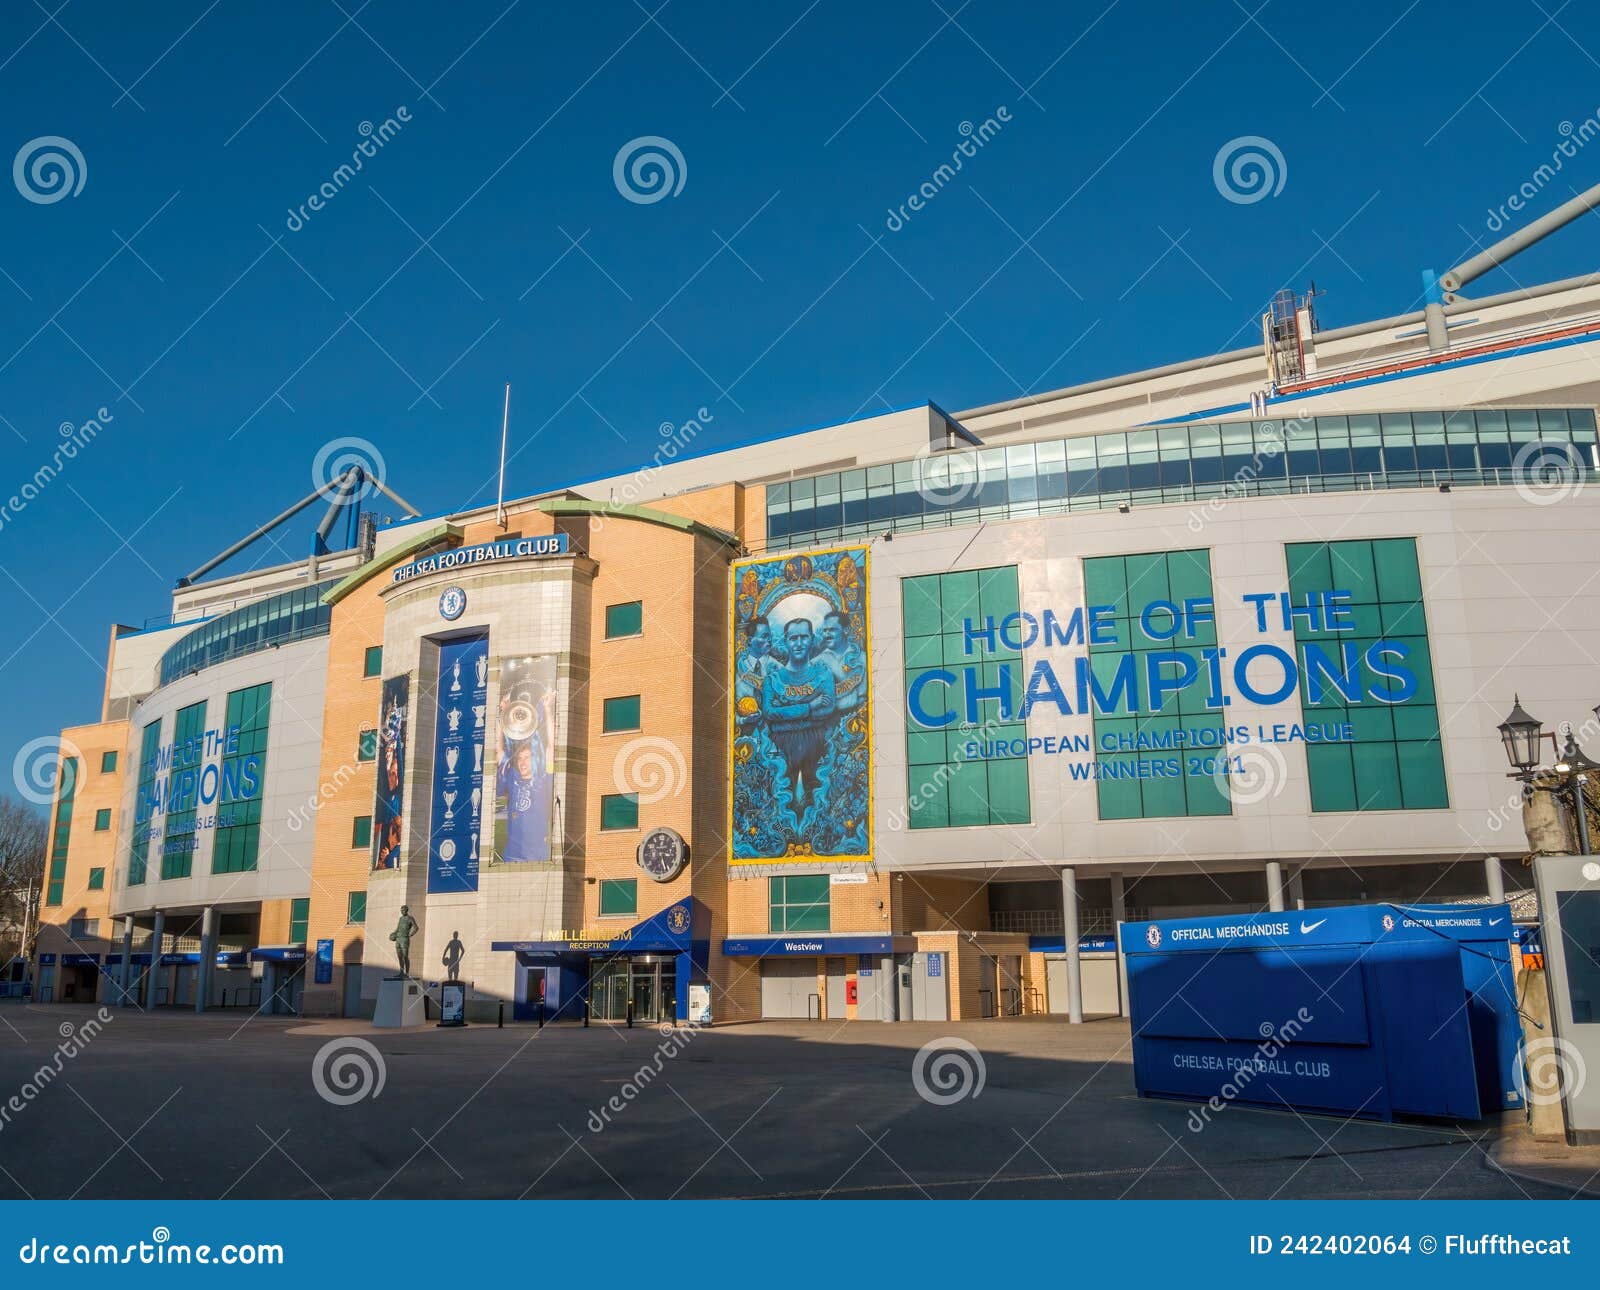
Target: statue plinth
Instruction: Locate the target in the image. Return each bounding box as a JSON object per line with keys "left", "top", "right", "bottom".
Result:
{"left": 373, "top": 975, "right": 427, "bottom": 1028}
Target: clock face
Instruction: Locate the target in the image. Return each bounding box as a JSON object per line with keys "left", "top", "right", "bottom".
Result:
{"left": 637, "top": 827, "right": 687, "bottom": 881}
{"left": 438, "top": 586, "right": 467, "bottom": 620}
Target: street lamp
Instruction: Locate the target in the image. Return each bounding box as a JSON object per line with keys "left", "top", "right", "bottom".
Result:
{"left": 1497, "top": 698, "right": 1595, "bottom": 856}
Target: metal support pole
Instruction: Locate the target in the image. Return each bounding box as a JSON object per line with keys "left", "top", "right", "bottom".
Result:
{"left": 1484, "top": 855, "right": 1506, "bottom": 904}
{"left": 1109, "top": 872, "right": 1129, "bottom": 1018}
{"left": 1574, "top": 781, "right": 1592, "bottom": 856}
{"left": 119, "top": 915, "right": 135, "bottom": 1007}
{"left": 143, "top": 911, "right": 165, "bottom": 1010}
{"left": 196, "top": 906, "right": 217, "bottom": 1014}
{"left": 1061, "top": 866, "right": 1083, "bottom": 1024}
{"left": 1265, "top": 860, "right": 1286, "bottom": 912}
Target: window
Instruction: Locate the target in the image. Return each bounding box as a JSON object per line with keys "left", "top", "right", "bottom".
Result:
{"left": 46, "top": 757, "right": 76, "bottom": 906}
{"left": 363, "top": 645, "right": 383, "bottom": 677}
{"left": 599, "top": 878, "right": 638, "bottom": 917}
{"left": 289, "top": 897, "right": 310, "bottom": 945}
{"left": 162, "top": 699, "right": 207, "bottom": 879}
{"left": 605, "top": 600, "right": 643, "bottom": 638}
{"left": 127, "top": 719, "right": 162, "bottom": 886}
{"left": 600, "top": 792, "right": 639, "bottom": 830}
{"left": 88, "top": 867, "right": 105, "bottom": 890}
{"left": 901, "top": 567, "right": 1032, "bottom": 829}
{"left": 213, "top": 682, "right": 271, "bottom": 875}
{"left": 352, "top": 815, "right": 372, "bottom": 848}
{"left": 347, "top": 891, "right": 367, "bottom": 924}
{"left": 1084, "top": 551, "right": 1229, "bottom": 820}
{"left": 602, "top": 695, "right": 641, "bottom": 733}
{"left": 357, "top": 728, "right": 378, "bottom": 762}
{"left": 100, "top": 750, "right": 117, "bottom": 773}
{"left": 157, "top": 579, "right": 337, "bottom": 686}
{"left": 67, "top": 917, "right": 99, "bottom": 939}
{"left": 1287, "top": 538, "right": 1448, "bottom": 812}
{"left": 94, "top": 808, "right": 111, "bottom": 831}
{"left": 769, "top": 874, "right": 830, "bottom": 932}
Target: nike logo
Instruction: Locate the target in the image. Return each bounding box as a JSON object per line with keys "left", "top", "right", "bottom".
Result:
{"left": 1300, "top": 919, "right": 1327, "bottom": 934}
{"left": 1489, "top": 918, "right": 1504, "bottom": 926}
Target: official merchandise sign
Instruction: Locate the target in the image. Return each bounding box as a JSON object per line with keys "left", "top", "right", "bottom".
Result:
{"left": 394, "top": 534, "right": 570, "bottom": 584}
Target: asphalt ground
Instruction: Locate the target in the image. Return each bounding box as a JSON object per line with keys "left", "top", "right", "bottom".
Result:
{"left": 0, "top": 1004, "right": 1577, "bottom": 1200}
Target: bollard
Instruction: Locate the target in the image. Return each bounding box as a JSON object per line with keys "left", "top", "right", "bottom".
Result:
{"left": 626, "top": 999, "right": 634, "bottom": 1029}
{"left": 497, "top": 1001, "right": 504, "bottom": 1029}
{"left": 537, "top": 1001, "right": 545, "bottom": 1030}
{"left": 583, "top": 999, "right": 590, "bottom": 1028}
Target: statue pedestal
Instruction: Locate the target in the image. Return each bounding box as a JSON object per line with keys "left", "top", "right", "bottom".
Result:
{"left": 374, "top": 975, "right": 427, "bottom": 1028}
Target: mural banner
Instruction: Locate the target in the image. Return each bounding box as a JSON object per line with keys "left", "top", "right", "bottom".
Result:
{"left": 371, "top": 674, "right": 409, "bottom": 870}
{"left": 730, "top": 546, "right": 871, "bottom": 865}
{"left": 428, "top": 634, "right": 488, "bottom": 893}
{"left": 494, "top": 654, "right": 557, "bottom": 865}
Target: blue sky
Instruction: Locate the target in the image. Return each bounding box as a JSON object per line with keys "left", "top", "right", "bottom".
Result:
{"left": 1, "top": 0, "right": 1598, "bottom": 787}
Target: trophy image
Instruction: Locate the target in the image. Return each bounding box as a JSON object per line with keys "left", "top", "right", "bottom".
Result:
{"left": 473, "top": 743, "right": 483, "bottom": 773}
{"left": 503, "top": 688, "right": 539, "bottom": 742}
{"left": 471, "top": 786, "right": 481, "bottom": 818}
{"left": 443, "top": 790, "right": 457, "bottom": 823}
{"left": 469, "top": 832, "right": 479, "bottom": 861}
{"left": 446, "top": 746, "right": 460, "bottom": 775}
{"left": 475, "top": 655, "right": 488, "bottom": 688}
{"left": 448, "top": 707, "right": 462, "bottom": 733}
{"left": 473, "top": 703, "right": 486, "bottom": 729}
{"left": 450, "top": 659, "right": 462, "bottom": 694}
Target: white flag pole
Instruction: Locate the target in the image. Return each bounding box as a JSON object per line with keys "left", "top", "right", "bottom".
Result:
{"left": 496, "top": 382, "right": 511, "bottom": 529}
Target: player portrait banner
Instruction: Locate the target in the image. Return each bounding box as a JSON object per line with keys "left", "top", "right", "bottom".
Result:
{"left": 494, "top": 654, "right": 557, "bottom": 865}
{"left": 428, "top": 634, "right": 488, "bottom": 894}
{"left": 371, "top": 674, "right": 409, "bottom": 870}
{"left": 730, "top": 546, "right": 872, "bottom": 865}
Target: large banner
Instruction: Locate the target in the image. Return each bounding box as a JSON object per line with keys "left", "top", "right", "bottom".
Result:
{"left": 494, "top": 654, "right": 557, "bottom": 865}
{"left": 371, "top": 674, "right": 409, "bottom": 870}
{"left": 730, "top": 546, "right": 871, "bottom": 865}
{"left": 428, "top": 634, "right": 488, "bottom": 894}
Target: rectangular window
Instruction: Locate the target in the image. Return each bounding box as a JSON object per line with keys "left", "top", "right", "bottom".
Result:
{"left": 901, "top": 567, "right": 1032, "bottom": 828}
{"left": 289, "top": 897, "right": 310, "bottom": 945}
{"left": 769, "top": 874, "right": 830, "bottom": 932}
{"left": 347, "top": 891, "right": 367, "bottom": 925}
{"left": 357, "top": 728, "right": 378, "bottom": 762}
{"left": 599, "top": 878, "right": 638, "bottom": 917}
{"left": 87, "top": 867, "right": 105, "bottom": 890}
{"left": 363, "top": 645, "right": 383, "bottom": 677}
{"left": 94, "top": 808, "right": 111, "bottom": 831}
{"left": 602, "top": 695, "right": 641, "bottom": 733}
{"left": 100, "top": 750, "right": 117, "bottom": 774}
{"left": 600, "top": 792, "right": 639, "bottom": 830}
{"left": 605, "top": 600, "right": 643, "bottom": 639}
{"left": 68, "top": 917, "right": 99, "bottom": 939}
{"left": 213, "top": 682, "right": 271, "bottom": 874}
{"left": 46, "top": 756, "right": 77, "bottom": 906}
{"left": 162, "top": 699, "right": 207, "bottom": 879}
{"left": 1287, "top": 537, "right": 1448, "bottom": 811}
{"left": 352, "top": 815, "right": 372, "bottom": 848}
{"left": 128, "top": 719, "right": 162, "bottom": 886}
{"left": 1084, "top": 550, "right": 1230, "bottom": 821}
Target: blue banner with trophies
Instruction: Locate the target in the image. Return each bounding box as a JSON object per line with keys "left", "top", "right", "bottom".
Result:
{"left": 428, "top": 634, "right": 488, "bottom": 893}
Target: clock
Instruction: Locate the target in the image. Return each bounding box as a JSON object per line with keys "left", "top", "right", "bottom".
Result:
{"left": 636, "top": 826, "right": 689, "bottom": 882}
{"left": 438, "top": 586, "right": 467, "bottom": 620}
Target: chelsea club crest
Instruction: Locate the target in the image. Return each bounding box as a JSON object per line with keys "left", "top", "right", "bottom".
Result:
{"left": 438, "top": 586, "right": 467, "bottom": 621}
{"left": 1145, "top": 924, "right": 1162, "bottom": 948}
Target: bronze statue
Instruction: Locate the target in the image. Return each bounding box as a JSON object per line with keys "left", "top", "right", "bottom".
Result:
{"left": 442, "top": 930, "right": 465, "bottom": 981}
{"left": 389, "top": 904, "right": 419, "bottom": 977}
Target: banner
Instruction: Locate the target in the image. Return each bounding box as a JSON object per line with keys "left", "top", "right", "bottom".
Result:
{"left": 730, "top": 546, "right": 871, "bottom": 865}
{"left": 428, "top": 634, "right": 488, "bottom": 893}
{"left": 494, "top": 654, "right": 557, "bottom": 864}
{"left": 371, "top": 674, "right": 409, "bottom": 870}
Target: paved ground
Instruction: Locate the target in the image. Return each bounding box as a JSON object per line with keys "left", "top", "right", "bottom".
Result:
{"left": 0, "top": 1003, "right": 1582, "bottom": 1200}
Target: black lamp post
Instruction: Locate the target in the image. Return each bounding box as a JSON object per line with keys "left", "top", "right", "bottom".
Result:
{"left": 1498, "top": 697, "right": 1595, "bottom": 856}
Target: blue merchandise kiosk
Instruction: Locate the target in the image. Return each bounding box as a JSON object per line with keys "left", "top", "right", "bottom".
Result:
{"left": 1121, "top": 903, "right": 1520, "bottom": 1122}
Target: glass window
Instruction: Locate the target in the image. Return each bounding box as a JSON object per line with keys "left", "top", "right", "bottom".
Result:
{"left": 357, "top": 729, "right": 378, "bottom": 762}
{"left": 347, "top": 891, "right": 367, "bottom": 924}
{"left": 289, "top": 897, "right": 309, "bottom": 945}
{"left": 769, "top": 874, "right": 830, "bottom": 932}
{"left": 352, "top": 815, "right": 372, "bottom": 848}
{"left": 602, "top": 695, "right": 641, "bottom": 733}
{"left": 605, "top": 601, "right": 643, "bottom": 638}
{"left": 88, "top": 867, "right": 105, "bottom": 890}
{"left": 100, "top": 750, "right": 117, "bottom": 774}
{"left": 600, "top": 793, "right": 639, "bottom": 830}
{"left": 213, "top": 682, "right": 271, "bottom": 875}
{"left": 162, "top": 699, "right": 207, "bottom": 880}
{"left": 599, "top": 879, "right": 638, "bottom": 917}
{"left": 127, "top": 719, "right": 161, "bottom": 886}
{"left": 94, "top": 808, "right": 111, "bottom": 831}
{"left": 363, "top": 645, "right": 383, "bottom": 678}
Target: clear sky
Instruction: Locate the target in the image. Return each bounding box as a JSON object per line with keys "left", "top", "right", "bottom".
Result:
{"left": 1, "top": 0, "right": 1598, "bottom": 788}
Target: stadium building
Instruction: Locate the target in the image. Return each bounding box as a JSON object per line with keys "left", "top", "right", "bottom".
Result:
{"left": 31, "top": 245, "right": 1600, "bottom": 1026}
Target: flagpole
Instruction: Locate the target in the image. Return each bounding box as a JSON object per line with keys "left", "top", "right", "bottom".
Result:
{"left": 496, "top": 382, "right": 510, "bottom": 529}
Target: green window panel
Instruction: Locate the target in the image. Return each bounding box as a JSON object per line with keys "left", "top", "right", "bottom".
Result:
{"left": 605, "top": 600, "right": 643, "bottom": 638}
{"left": 162, "top": 699, "right": 207, "bottom": 879}
{"left": 347, "top": 891, "right": 367, "bottom": 924}
{"left": 600, "top": 793, "right": 639, "bottom": 831}
{"left": 769, "top": 874, "right": 830, "bottom": 932}
{"left": 214, "top": 682, "right": 271, "bottom": 874}
{"left": 100, "top": 750, "right": 117, "bottom": 773}
{"left": 1084, "top": 550, "right": 1228, "bottom": 820}
{"left": 602, "top": 695, "right": 641, "bottom": 732}
{"left": 87, "top": 867, "right": 105, "bottom": 890}
{"left": 94, "top": 808, "right": 111, "bottom": 831}
{"left": 352, "top": 815, "right": 372, "bottom": 848}
{"left": 127, "top": 719, "right": 162, "bottom": 886}
{"left": 289, "top": 897, "right": 309, "bottom": 945}
{"left": 363, "top": 645, "right": 384, "bottom": 677}
{"left": 357, "top": 728, "right": 378, "bottom": 762}
{"left": 1286, "top": 537, "right": 1447, "bottom": 812}
{"left": 44, "top": 756, "right": 77, "bottom": 906}
{"left": 599, "top": 878, "right": 638, "bottom": 917}
{"left": 901, "top": 565, "right": 1031, "bottom": 829}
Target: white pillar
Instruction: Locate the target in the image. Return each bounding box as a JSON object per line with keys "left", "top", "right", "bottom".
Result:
{"left": 1109, "top": 872, "right": 1129, "bottom": 1018}
{"left": 118, "top": 916, "right": 135, "bottom": 1006}
{"left": 143, "top": 911, "right": 164, "bottom": 1010}
{"left": 1061, "top": 867, "right": 1083, "bottom": 1024}
{"left": 196, "top": 906, "right": 217, "bottom": 1014}
{"left": 1485, "top": 855, "right": 1506, "bottom": 904}
{"left": 1265, "top": 861, "right": 1285, "bottom": 913}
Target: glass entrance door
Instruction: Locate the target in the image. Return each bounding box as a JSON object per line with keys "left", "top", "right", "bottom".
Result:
{"left": 588, "top": 957, "right": 678, "bottom": 1022}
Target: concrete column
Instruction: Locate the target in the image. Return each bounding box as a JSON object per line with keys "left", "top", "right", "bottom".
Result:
{"left": 1109, "top": 872, "right": 1126, "bottom": 926}
{"left": 1061, "top": 867, "right": 1083, "bottom": 1024}
{"left": 1265, "top": 861, "right": 1286, "bottom": 913}
{"left": 143, "top": 911, "right": 165, "bottom": 1011}
{"left": 118, "top": 916, "right": 135, "bottom": 1007}
{"left": 1485, "top": 855, "right": 1506, "bottom": 904}
{"left": 196, "top": 906, "right": 218, "bottom": 1014}
{"left": 1109, "top": 872, "right": 1129, "bottom": 1018}
{"left": 1289, "top": 869, "right": 1306, "bottom": 910}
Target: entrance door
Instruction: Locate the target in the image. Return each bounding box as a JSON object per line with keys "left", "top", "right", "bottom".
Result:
{"left": 825, "top": 957, "right": 847, "bottom": 1018}
{"left": 1531, "top": 856, "right": 1600, "bottom": 1141}
{"left": 760, "top": 959, "right": 818, "bottom": 1018}
{"left": 589, "top": 960, "right": 629, "bottom": 1020}
{"left": 631, "top": 962, "right": 656, "bottom": 1022}
{"left": 978, "top": 955, "right": 998, "bottom": 1017}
